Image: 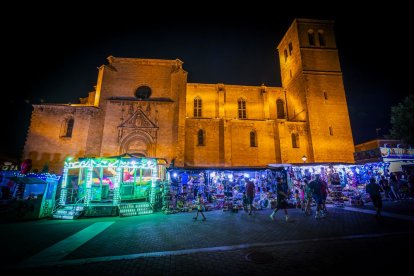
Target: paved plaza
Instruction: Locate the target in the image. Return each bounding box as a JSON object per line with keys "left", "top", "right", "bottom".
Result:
{"left": 2, "top": 200, "right": 414, "bottom": 275}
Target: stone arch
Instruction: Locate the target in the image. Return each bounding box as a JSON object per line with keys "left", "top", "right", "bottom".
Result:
{"left": 120, "top": 130, "right": 156, "bottom": 157}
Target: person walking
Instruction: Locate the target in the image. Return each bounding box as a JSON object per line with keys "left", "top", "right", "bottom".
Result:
{"left": 193, "top": 194, "right": 206, "bottom": 221}
{"left": 389, "top": 174, "right": 401, "bottom": 201}
{"left": 366, "top": 177, "right": 383, "bottom": 219}
{"left": 245, "top": 180, "right": 256, "bottom": 215}
{"left": 309, "top": 174, "right": 324, "bottom": 219}
{"left": 270, "top": 177, "right": 289, "bottom": 221}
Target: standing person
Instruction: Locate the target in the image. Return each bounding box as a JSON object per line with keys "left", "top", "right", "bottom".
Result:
{"left": 193, "top": 194, "right": 206, "bottom": 221}
{"left": 366, "top": 177, "right": 383, "bottom": 219}
{"left": 309, "top": 174, "right": 324, "bottom": 219}
{"left": 389, "top": 174, "right": 401, "bottom": 201}
{"left": 299, "top": 180, "right": 306, "bottom": 213}
{"left": 270, "top": 177, "right": 289, "bottom": 221}
{"left": 304, "top": 179, "right": 313, "bottom": 216}
{"left": 294, "top": 188, "right": 300, "bottom": 209}
{"left": 242, "top": 191, "right": 248, "bottom": 212}
{"left": 245, "top": 180, "right": 255, "bottom": 215}
{"left": 379, "top": 175, "right": 392, "bottom": 200}
{"left": 320, "top": 178, "right": 329, "bottom": 215}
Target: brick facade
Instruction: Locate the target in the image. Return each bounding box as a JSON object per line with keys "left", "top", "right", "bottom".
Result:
{"left": 23, "top": 18, "right": 355, "bottom": 173}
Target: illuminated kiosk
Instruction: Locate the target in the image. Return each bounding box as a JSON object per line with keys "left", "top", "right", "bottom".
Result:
{"left": 56, "top": 154, "right": 168, "bottom": 219}
{"left": 0, "top": 171, "right": 60, "bottom": 220}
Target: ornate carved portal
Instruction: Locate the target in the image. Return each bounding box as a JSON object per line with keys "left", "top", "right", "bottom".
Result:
{"left": 118, "top": 103, "right": 159, "bottom": 157}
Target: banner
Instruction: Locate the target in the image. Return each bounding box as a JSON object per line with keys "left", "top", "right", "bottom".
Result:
{"left": 380, "top": 147, "right": 414, "bottom": 159}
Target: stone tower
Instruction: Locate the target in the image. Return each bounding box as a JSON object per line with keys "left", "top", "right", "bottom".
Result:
{"left": 277, "top": 18, "right": 354, "bottom": 163}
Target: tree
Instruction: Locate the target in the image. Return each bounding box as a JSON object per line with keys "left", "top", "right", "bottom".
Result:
{"left": 390, "top": 95, "right": 414, "bottom": 146}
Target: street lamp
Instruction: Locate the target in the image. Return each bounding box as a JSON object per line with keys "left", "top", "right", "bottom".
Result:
{"left": 302, "top": 155, "right": 307, "bottom": 163}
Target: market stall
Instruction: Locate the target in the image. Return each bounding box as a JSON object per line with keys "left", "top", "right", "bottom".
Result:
{"left": 0, "top": 172, "right": 60, "bottom": 220}
{"left": 56, "top": 154, "right": 168, "bottom": 218}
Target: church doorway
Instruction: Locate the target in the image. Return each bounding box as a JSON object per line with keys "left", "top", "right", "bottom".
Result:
{"left": 120, "top": 131, "right": 156, "bottom": 157}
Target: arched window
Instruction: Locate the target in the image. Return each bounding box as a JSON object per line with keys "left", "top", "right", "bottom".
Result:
{"left": 284, "top": 49, "right": 288, "bottom": 62}
{"left": 276, "top": 99, "right": 285, "bottom": 119}
{"left": 194, "top": 97, "right": 202, "bottom": 117}
{"left": 238, "top": 98, "right": 247, "bottom": 119}
{"left": 308, "top": 29, "right": 315, "bottom": 46}
{"left": 318, "top": 30, "right": 326, "bottom": 46}
{"left": 197, "top": 129, "right": 205, "bottom": 146}
{"left": 288, "top": 42, "right": 293, "bottom": 55}
{"left": 250, "top": 130, "right": 257, "bottom": 147}
{"left": 291, "top": 133, "right": 300, "bottom": 148}
{"left": 329, "top": 126, "right": 334, "bottom": 136}
{"left": 61, "top": 118, "right": 74, "bottom": 138}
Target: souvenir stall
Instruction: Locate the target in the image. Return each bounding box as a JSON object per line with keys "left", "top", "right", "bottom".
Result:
{"left": 0, "top": 171, "right": 60, "bottom": 220}
{"left": 55, "top": 154, "right": 168, "bottom": 219}
{"left": 289, "top": 162, "right": 390, "bottom": 207}
{"left": 343, "top": 162, "right": 390, "bottom": 205}
{"left": 165, "top": 166, "right": 288, "bottom": 213}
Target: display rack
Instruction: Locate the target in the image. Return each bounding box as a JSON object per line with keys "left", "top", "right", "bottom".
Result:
{"left": 330, "top": 184, "right": 344, "bottom": 207}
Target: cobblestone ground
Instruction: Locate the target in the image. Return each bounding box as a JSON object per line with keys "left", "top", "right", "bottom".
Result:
{"left": 2, "top": 200, "right": 414, "bottom": 275}
{"left": 9, "top": 234, "right": 412, "bottom": 276}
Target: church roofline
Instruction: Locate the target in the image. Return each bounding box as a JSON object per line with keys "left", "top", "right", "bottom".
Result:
{"left": 32, "top": 103, "right": 100, "bottom": 108}
{"left": 295, "top": 18, "right": 335, "bottom": 24}
{"left": 187, "top": 83, "right": 282, "bottom": 90}
{"left": 106, "top": 56, "right": 184, "bottom": 67}
{"left": 108, "top": 97, "right": 174, "bottom": 103}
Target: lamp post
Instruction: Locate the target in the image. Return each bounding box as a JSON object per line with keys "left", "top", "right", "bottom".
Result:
{"left": 302, "top": 155, "right": 307, "bottom": 163}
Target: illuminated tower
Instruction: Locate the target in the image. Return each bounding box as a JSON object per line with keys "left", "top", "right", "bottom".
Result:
{"left": 277, "top": 18, "right": 354, "bottom": 163}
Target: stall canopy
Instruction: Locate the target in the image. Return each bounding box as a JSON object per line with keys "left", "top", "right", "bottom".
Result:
{"left": 7, "top": 177, "right": 47, "bottom": 184}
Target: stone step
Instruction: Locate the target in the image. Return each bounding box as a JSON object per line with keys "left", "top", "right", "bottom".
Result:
{"left": 119, "top": 203, "right": 153, "bottom": 217}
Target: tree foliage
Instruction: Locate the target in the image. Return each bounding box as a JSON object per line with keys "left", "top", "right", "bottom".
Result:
{"left": 390, "top": 95, "right": 414, "bottom": 146}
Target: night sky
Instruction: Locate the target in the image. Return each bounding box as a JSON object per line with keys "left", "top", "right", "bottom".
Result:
{"left": 1, "top": 11, "right": 411, "bottom": 160}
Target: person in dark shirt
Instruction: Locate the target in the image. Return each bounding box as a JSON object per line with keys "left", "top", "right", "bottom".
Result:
{"left": 245, "top": 180, "right": 255, "bottom": 215}
{"left": 309, "top": 174, "right": 323, "bottom": 219}
{"left": 366, "top": 177, "right": 383, "bottom": 219}
{"left": 269, "top": 177, "right": 289, "bottom": 221}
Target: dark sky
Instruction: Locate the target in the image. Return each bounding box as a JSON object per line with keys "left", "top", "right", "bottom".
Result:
{"left": 1, "top": 11, "right": 411, "bottom": 160}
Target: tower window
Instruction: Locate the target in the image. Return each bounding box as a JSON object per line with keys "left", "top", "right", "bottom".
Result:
{"left": 288, "top": 42, "right": 293, "bottom": 55}
{"left": 318, "top": 30, "right": 326, "bottom": 46}
{"left": 284, "top": 49, "right": 288, "bottom": 62}
{"left": 291, "top": 133, "right": 300, "bottom": 148}
{"left": 289, "top": 70, "right": 292, "bottom": 78}
{"left": 238, "top": 98, "right": 247, "bottom": 119}
{"left": 197, "top": 129, "right": 205, "bottom": 146}
{"left": 329, "top": 126, "right": 334, "bottom": 136}
{"left": 276, "top": 99, "right": 285, "bottom": 119}
{"left": 324, "top": 92, "right": 328, "bottom": 100}
{"left": 61, "top": 118, "right": 74, "bottom": 138}
{"left": 250, "top": 130, "right": 257, "bottom": 147}
{"left": 308, "top": 30, "right": 315, "bottom": 46}
{"left": 194, "top": 97, "right": 202, "bottom": 117}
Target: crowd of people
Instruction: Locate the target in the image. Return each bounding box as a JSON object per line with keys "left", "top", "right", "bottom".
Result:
{"left": 165, "top": 166, "right": 414, "bottom": 221}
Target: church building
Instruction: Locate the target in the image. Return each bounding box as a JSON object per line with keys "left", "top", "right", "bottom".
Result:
{"left": 23, "top": 18, "right": 355, "bottom": 173}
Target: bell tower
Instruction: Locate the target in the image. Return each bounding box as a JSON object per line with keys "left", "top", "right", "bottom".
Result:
{"left": 277, "top": 18, "right": 355, "bottom": 163}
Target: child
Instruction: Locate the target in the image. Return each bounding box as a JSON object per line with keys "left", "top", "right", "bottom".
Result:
{"left": 193, "top": 194, "right": 206, "bottom": 221}
{"left": 294, "top": 189, "right": 300, "bottom": 208}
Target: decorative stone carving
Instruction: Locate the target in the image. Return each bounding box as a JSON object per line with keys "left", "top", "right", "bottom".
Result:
{"left": 287, "top": 123, "right": 307, "bottom": 135}
{"left": 118, "top": 105, "right": 159, "bottom": 144}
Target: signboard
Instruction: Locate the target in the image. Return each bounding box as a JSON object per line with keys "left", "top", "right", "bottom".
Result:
{"left": 1, "top": 162, "right": 19, "bottom": 171}
{"left": 380, "top": 147, "right": 414, "bottom": 159}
